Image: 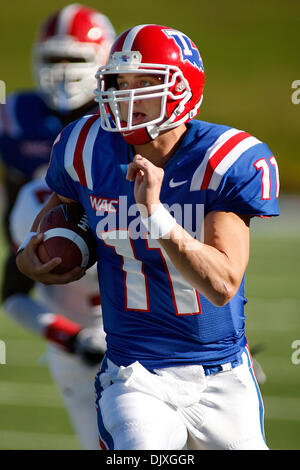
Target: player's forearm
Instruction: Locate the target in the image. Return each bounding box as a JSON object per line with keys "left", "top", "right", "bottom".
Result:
{"left": 3, "top": 293, "right": 56, "bottom": 335}
{"left": 158, "top": 224, "right": 239, "bottom": 307}
{"left": 3, "top": 293, "right": 81, "bottom": 349}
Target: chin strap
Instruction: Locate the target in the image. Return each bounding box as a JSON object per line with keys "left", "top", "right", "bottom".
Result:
{"left": 119, "top": 100, "right": 202, "bottom": 146}
{"left": 121, "top": 125, "right": 159, "bottom": 145}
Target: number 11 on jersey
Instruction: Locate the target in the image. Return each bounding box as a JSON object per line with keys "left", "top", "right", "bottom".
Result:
{"left": 101, "top": 230, "right": 202, "bottom": 315}
{"left": 254, "top": 156, "right": 279, "bottom": 200}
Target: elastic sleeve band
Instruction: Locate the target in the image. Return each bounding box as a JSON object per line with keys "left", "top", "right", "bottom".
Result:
{"left": 44, "top": 314, "right": 81, "bottom": 352}
{"left": 141, "top": 203, "right": 176, "bottom": 239}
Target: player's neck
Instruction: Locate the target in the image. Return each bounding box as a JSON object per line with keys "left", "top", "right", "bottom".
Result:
{"left": 133, "top": 124, "right": 188, "bottom": 167}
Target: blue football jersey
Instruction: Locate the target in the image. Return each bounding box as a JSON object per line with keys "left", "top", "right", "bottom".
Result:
{"left": 0, "top": 90, "right": 63, "bottom": 178}
{"left": 46, "top": 115, "right": 280, "bottom": 370}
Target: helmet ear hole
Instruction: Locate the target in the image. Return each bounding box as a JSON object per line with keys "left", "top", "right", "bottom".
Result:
{"left": 175, "top": 81, "right": 186, "bottom": 93}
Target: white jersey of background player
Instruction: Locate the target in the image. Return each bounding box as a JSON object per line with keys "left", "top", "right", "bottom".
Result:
{"left": 4, "top": 178, "right": 106, "bottom": 450}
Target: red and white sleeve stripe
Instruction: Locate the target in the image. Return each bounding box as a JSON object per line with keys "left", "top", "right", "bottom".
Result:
{"left": 64, "top": 114, "right": 101, "bottom": 190}
{"left": 190, "top": 128, "right": 262, "bottom": 192}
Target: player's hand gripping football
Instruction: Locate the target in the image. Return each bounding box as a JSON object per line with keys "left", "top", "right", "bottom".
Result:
{"left": 16, "top": 233, "right": 86, "bottom": 285}
{"left": 126, "top": 154, "right": 164, "bottom": 217}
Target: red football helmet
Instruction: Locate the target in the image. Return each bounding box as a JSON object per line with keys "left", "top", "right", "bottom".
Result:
{"left": 33, "top": 3, "right": 116, "bottom": 113}
{"left": 95, "top": 24, "right": 204, "bottom": 144}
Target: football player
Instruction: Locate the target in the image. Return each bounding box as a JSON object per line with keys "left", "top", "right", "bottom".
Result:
{"left": 0, "top": 2, "right": 116, "bottom": 304}
{"left": 16, "top": 24, "right": 280, "bottom": 450}
{"left": 0, "top": 3, "right": 115, "bottom": 450}
{"left": 5, "top": 178, "right": 106, "bottom": 449}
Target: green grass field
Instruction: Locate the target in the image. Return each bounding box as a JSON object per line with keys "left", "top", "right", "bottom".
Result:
{"left": 0, "top": 198, "right": 299, "bottom": 450}
{"left": 245, "top": 210, "right": 300, "bottom": 450}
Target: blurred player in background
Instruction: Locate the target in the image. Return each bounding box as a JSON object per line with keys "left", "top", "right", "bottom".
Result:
{"left": 16, "top": 24, "right": 279, "bottom": 450}
{"left": 0, "top": 3, "right": 116, "bottom": 449}
{"left": 5, "top": 177, "right": 106, "bottom": 449}
{"left": 0, "top": 2, "right": 115, "bottom": 300}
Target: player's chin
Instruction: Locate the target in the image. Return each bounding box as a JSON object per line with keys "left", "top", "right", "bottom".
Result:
{"left": 131, "top": 112, "right": 148, "bottom": 126}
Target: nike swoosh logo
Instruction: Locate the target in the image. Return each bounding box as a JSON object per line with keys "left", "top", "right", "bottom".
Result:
{"left": 169, "top": 178, "right": 188, "bottom": 188}
{"left": 122, "top": 131, "right": 135, "bottom": 136}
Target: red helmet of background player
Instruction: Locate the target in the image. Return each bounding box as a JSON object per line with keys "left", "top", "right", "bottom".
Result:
{"left": 33, "top": 3, "right": 116, "bottom": 113}
{"left": 95, "top": 24, "right": 205, "bottom": 144}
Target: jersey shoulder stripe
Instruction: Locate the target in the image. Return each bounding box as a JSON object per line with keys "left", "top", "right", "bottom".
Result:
{"left": 64, "top": 114, "right": 100, "bottom": 190}
{"left": 190, "top": 128, "right": 262, "bottom": 192}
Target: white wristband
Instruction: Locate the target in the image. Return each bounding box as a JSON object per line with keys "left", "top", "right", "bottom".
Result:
{"left": 141, "top": 204, "right": 176, "bottom": 239}
{"left": 16, "top": 232, "right": 37, "bottom": 254}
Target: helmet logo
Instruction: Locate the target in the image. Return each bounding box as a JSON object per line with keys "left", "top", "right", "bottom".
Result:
{"left": 121, "top": 54, "right": 131, "bottom": 62}
{"left": 111, "top": 51, "right": 142, "bottom": 66}
{"left": 163, "top": 29, "right": 204, "bottom": 72}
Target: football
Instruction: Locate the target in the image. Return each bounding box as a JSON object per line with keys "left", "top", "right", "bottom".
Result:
{"left": 37, "top": 203, "right": 97, "bottom": 274}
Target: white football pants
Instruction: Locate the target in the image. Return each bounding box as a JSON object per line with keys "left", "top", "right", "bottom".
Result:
{"left": 46, "top": 344, "right": 100, "bottom": 450}
{"left": 95, "top": 348, "right": 268, "bottom": 450}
